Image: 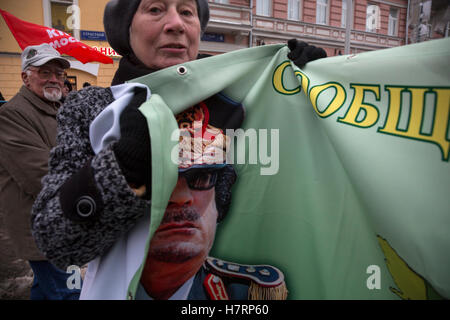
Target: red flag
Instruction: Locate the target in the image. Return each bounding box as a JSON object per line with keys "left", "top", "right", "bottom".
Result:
{"left": 0, "top": 9, "right": 113, "bottom": 64}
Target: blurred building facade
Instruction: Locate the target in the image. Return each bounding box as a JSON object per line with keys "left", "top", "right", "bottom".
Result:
{"left": 406, "top": 0, "right": 450, "bottom": 43}
{"left": 1, "top": 0, "right": 448, "bottom": 99}
{"left": 205, "top": 0, "right": 410, "bottom": 57}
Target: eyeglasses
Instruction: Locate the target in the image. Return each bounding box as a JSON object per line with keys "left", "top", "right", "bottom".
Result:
{"left": 30, "top": 67, "right": 66, "bottom": 81}
{"left": 180, "top": 168, "right": 221, "bottom": 190}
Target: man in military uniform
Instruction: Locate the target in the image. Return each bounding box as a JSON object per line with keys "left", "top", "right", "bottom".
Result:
{"left": 32, "top": 85, "right": 287, "bottom": 300}
{"left": 135, "top": 94, "right": 288, "bottom": 300}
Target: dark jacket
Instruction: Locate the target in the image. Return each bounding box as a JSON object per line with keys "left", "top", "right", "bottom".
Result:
{"left": 31, "top": 85, "right": 150, "bottom": 269}
{"left": 137, "top": 264, "right": 249, "bottom": 300}
{"left": 31, "top": 57, "right": 154, "bottom": 269}
{"left": 0, "top": 86, "right": 59, "bottom": 260}
{"left": 135, "top": 256, "right": 286, "bottom": 300}
{"left": 31, "top": 55, "right": 206, "bottom": 269}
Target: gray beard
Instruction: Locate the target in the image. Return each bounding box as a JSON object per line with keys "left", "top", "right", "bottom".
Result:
{"left": 43, "top": 88, "right": 62, "bottom": 102}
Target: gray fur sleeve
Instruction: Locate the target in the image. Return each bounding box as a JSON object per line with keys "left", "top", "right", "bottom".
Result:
{"left": 31, "top": 87, "right": 150, "bottom": 269}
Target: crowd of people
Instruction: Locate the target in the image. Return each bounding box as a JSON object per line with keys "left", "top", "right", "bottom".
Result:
{"left": 0, "top": 0, "right": 325, "bottom": 300}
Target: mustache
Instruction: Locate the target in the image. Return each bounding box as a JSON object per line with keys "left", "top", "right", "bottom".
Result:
{"left": 44, "top": 85, "right": 61, "bottom": 90}
{"left": 161, "top": 207, "right": 200, "bottom": 224}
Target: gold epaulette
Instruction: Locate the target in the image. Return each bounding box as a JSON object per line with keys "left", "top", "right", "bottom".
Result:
{"left": 204, "top": 257, "right": 288, "bottom": 300}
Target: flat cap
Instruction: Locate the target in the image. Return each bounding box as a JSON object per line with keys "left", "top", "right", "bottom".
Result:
{"left": 21, "top": 43, "right": 70, "bottom": 71}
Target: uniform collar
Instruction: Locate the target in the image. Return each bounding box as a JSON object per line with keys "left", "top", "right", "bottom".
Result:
{"left": 19, "top": 85, "right": 60, "bottom": 116}
{"left": 136, "top": 275, "right": 195, "bottom": 300}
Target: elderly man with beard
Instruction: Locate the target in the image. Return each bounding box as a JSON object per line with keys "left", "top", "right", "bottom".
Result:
{"left": 0, "top": 43, "right": 80, "bottom": 300}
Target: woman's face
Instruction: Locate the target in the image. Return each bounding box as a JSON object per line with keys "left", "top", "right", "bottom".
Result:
{"left": 129, "top": 0, "right": 201, "bottom": 70}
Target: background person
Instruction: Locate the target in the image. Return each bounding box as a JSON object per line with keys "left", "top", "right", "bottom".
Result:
{"left": 61, "top": 79, "right": 73, "bottom": 103}
{"left": 0, "top": 43, "right": 81, "bottom": 300}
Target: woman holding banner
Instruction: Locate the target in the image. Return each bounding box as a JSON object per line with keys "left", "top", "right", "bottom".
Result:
{"left": 31, "top": 0, "right": 325, "bottom": 281}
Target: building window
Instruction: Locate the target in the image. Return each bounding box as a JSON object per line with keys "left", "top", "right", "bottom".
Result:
{"left": 256, "top": 39, "right": 266, "bottom": 46}
{"left": 366, "top": 4, "right": 380, "bottom": 32}
{"left": 51, "top": 0, "right": 75, "bottom": 34}
{"left": 214, "top": 0, "right": 229, "bottom": 4}
{"left": 256, "top": 0, "right": 272, "bottom": 17}
{"left": 316, "top": 0, "right": 328, "bottom": 25}
{"left": 388, "top": 8, "right": 399, "bottom": 36}
{"left": 288, "top": 0, "right": 301, "bottom": 21}
{"left": 341, "top": 0, "right": 347, "bottom": 28}
{"left": 44, "top": 0, "right": 80, "bottom": 38}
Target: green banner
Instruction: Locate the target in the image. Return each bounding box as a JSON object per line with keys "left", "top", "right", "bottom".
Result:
{"left": 134, "top": 38, "right": 450, "bottom": 299}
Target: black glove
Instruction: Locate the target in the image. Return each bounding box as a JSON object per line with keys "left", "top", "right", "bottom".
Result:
{"left": 113, "top": 87, "right": 151, "bottom": 199}
{"left": 287, "top": 39, "right": 327, "bottom": 68}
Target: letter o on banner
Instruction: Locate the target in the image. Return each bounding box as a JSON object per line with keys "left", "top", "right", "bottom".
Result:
{"left": 309, "top": 82, "right": 346, "bottom": 118}
{"left": 60, "top": 38, "right": 69, "bottom": 46}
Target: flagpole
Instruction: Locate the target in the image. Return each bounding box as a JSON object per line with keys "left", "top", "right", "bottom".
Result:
{"left": 344, "top": 0, "right": 353, "bottom": 54}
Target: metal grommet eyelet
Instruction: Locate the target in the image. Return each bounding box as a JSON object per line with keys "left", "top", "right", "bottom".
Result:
{"left": 76, "top": 196, "right": 96, "bottom": 218}
{"left": 177, "top": 66, "right": 187, "bottom": 75}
